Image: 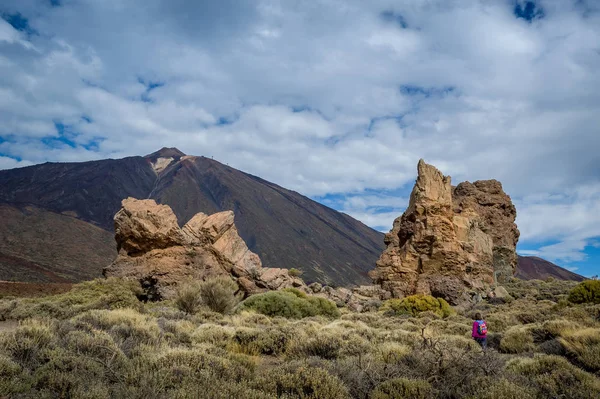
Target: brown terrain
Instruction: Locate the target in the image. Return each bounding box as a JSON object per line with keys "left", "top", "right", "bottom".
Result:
{"left": 516, "top": 255, "right": 585, "bottom": 281}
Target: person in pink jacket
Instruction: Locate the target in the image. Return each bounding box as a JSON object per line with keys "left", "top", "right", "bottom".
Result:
{"left": 472, "top": 312, "right": 488, "bottom": 349}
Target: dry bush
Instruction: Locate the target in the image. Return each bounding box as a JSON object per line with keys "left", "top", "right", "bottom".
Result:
{"left": 198, "top": 276, "right": 241, "bottom": 314}
{"left": 288, "top": 332, "right": 343, "bottom": 360}
{"left": 230, "top": 326, "right": 290, "bottom": 356}
{"left": 0, "top": 319, "right": 56, "bottom": 369}
{"left": 376, "top": 342, "right": 412, "bottom": 364}
{"left": 73, "top": 309, "right": 161, "bottom": 355}
{"left": 499, "top": 326, "right": 534, "bottom": 354}
{"left": 0, "top": 354, "right": 32, "bottom": 396}
{"left": 174, "top": 282, "right": 203, "bottom": 315}
{"left": 257, "top": 363, "right": 350, "bottom": 399}
{"left": 465, "top": 376, "right": 537, "bottom": 399}
{"left": 380, "top": 295, "right": 454, "bottom": 318}
{"left": 5, "top": 278, "right": 143, "bottom": 320}
{"left": 507, "top": 355, "right": 600, "bottom": 398}
{"left": 370, "top": 378, "right": 432, "bottom": 399}
{"left": 190, "top": 323, "right": 234, "bottom": 348}
{"left": 559, "top": 328, "right": 600, "bottom": 373}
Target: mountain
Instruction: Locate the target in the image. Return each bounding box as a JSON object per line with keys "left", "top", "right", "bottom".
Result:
{"left": 0, "top": 148, "right": 383, "bottom": 285}
{"left": 0, "top": 147, "right": 585, "bottom": 286}
{"left": 516, "top": 255, "right": 586, "bottom": 282}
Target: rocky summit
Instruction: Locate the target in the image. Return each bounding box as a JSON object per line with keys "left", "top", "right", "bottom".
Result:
{"left": 104, "top": 198, "right": 303, "bottom": 299}
{"left": 370, "top": 160, "right": 520, "bottom": 304}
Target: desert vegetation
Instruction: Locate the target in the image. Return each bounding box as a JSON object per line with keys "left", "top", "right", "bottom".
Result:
{"left": 0, "top": 277, "right": 598, "bottom": 398}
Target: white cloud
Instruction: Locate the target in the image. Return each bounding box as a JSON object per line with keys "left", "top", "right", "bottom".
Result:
{"left": 0, "top": 0, "right": 599, "bottom": 266}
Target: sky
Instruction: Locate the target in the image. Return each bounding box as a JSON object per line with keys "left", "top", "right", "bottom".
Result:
{"left": 0, "top": 0, "right": 599, "bottom": 277}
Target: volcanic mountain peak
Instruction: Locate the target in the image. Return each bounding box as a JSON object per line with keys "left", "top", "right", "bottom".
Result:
{"left": 145, "top": 147, "right": 187, "bottom": 174}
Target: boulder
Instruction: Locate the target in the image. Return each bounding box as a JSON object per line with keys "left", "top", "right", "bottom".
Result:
{"left": 104, "top": 198, "right": 298, "bottom": 299}
{"left": 369, "top": 160, "right": 520, "bottom": 305}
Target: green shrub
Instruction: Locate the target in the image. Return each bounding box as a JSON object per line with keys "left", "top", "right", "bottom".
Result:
{"left": 559, "top": 328, "right": 600, "bottom": 373}
{"left": 174, "top": 282, "right": 203, "bottom": 315}
{"left": 73, "top": 309, "right": 160, "bottom": 353}
{"left": 288, "top": 268, "right": 303, "bottom": 277}
{"left": 239, "top": 291, "right": 340, "bottom": 319}
{"left": 198, "top": 276, "right": 241, "bottom": 314}
{"left": 568, "top": 280, "right": 600, "bottom": 304}
{"left": 499, "top": 326, "right": 534, "bottom": 354}
{"left": 0, "top": 354, "right": 32, "bottom": 396}
{"left": 258, "top": 365, "right": 350, "bottom": 399}
{"left": 231, "top": 327, "right": 289, "bottom": 356}
{"left": 289, "top": 333, "right": 343, "bottom": 360}
{"left": 466, "top": 377, "right": 537, "bottom": 399}
{"left": 507, "top": 355, "right": 600, "bottom": 398}
{"left": 0, "top": 319, "right": 56, "bottom": 368}
{"left": 380, "top": 295, "right": 454, "bottom": 318}
{"left": 32, "top": 348, "right": 107, "bottom": 398}
{"left": 282, "top": 287, "right": 308, "bottom": 298}
{"left": 6, "top": 278, "right": 143, "bottom": 320}
{"left": 370, "top": 378, "right": 432, "bottom": 399}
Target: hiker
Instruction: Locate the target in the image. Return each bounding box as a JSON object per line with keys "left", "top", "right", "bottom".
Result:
{"left": 472, "top": 312, "right": 488, "bottom": 349}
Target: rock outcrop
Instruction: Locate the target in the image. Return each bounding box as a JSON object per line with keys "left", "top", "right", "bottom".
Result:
{"left": 104, "top": 198, "right": 304, "bottom": 299}
{"left": 369, "top": 160, "right": 519, "bottom": 304}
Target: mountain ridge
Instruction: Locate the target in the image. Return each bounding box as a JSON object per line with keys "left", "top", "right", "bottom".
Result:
{"left": 0, "top": 148, "right": 383, "bottom": 285}
{"left": 0, "top": 148, "right": 586, "bottom": 285}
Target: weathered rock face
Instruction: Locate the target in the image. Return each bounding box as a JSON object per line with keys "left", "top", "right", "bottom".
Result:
{"left": 104, "top": 198, "right": 303, "bottom": 299}
{"left": 369, "top": 160, "right": 519, "bottom": 304}
{"left": 452, "top": 180, "right": 520, "bottom": 283}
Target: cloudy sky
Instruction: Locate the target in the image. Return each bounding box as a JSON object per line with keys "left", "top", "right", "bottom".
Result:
{"left": 1, "top": 0, "right": 599, "bottom": 276}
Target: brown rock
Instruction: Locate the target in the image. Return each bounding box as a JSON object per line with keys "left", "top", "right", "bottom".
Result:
{"left": 114, "top": 198, "right": 187, "bottom": 255}
{"left": 453, "top": 180, "right": 520, "bottom": 283}
{"left": 105, "top": 198, "right": 266, "bottom": 298}
{"left": 370, "top": 160, "right": 520, "bottom": 304}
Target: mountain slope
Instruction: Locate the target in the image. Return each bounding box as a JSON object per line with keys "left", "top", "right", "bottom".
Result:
{"left": 516, "top": 255, "right": 586, "bottom": 282}
{"left": 0, "top": 148, "right": 584, "bottom": 285}
{"left": 0, "top": 148, "right": 384, "bottom": 285}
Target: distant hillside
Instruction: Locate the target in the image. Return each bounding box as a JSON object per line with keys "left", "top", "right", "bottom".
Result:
{"left": 516, "top": 255, "right": 586, "bottom": 282}
{"left": 0, "top": 148, "right": 383, "bottom": 286}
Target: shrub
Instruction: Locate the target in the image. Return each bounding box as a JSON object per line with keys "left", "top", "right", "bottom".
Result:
{"left": 370, "top": 378, "right": 432, "bottom": 399}
{"left": 499, "top": 326, "right": 534, "bottom": 354}
{"left": 507, "top": 355, "right": 600, "bottom": 398}
{"left": 0, "top": 354, "right": 32, "bottom": 396}
{"left": 467, "top": 377, "right": 537, "bottom": 399}
{"left": 559, "top": 328, "right": 600, "bottom": 373}
{"left": 32, "top": 348, "right": 107, "bottom": 398}
{"left": 174, "top": 282, "right": 203, "bottom": 315}
{"left": 288, "top": 268, "right": 303, "bottom": 277}
{"left": 376, "top": 343, "right": 411, "bottom": 364}
{"left": 6, "top": 278, "right": 143, "bottom": 320}
{"left": 231, "top": 327, "right": 289, "bottom": 356}
{"left": 568, "top": 280, "right": 600, "bottom": 304}
{"left": 258, "top": 365, "right": 350, "bottom": 399}
{"left": 73, "top": 309, "right": 161, "bottom": 353}
{"left": 289, "top": 333, "right": 343, "bottom": 360}
{"left": 0, "top": 319, "right": 56, "bottom": 369}
{"left": 239, "top": 291, "right": 340, "bottom": 319}
{"left": 380, "top": 295, "right": 454, "bottom": 318}
{"left": 198, "top": 276, "right": 241, "bottom": 314}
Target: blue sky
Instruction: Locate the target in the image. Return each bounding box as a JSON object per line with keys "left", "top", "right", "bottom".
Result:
{"left": 0, "top": 0, "right": 599, "bottom": 277}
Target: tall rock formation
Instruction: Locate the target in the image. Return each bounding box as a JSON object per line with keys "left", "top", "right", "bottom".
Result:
{"left": 370, "top": 160, "right": 519, "bottom": 304}
{"left": 104, "top": 198, "right": 303, "bottom": 299}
